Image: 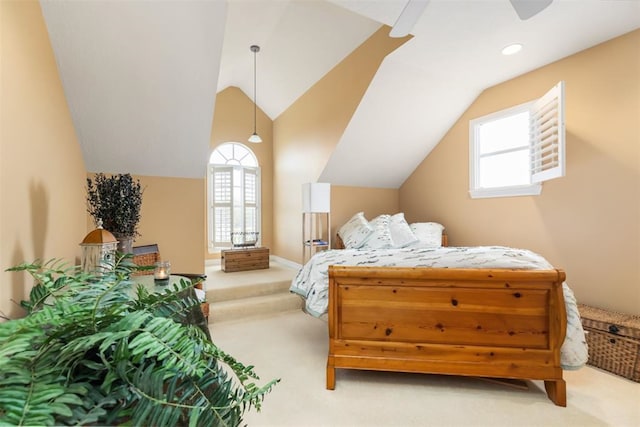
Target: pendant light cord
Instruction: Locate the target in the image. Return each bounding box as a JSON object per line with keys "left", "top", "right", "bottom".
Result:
{"left": 253, "top": 47, "right": 257, "bottom": 134}
{"left": 249, "top": 45, "right": 261, "bottom": 143}
{"left": 249, "top": 44, "right": 262, "bottom": 144}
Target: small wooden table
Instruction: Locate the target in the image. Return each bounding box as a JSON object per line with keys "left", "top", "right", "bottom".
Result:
{"left": 221, "top": 247, "right": 269, "bottom": 272}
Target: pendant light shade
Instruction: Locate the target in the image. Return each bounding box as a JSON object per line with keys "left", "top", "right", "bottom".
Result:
{"left": 248, "top": 45, "right": 262, "bottom": 144}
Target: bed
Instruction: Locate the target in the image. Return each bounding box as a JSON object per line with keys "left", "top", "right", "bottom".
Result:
{"left": 290, "top": 214, "right": 587, "bottom": 407}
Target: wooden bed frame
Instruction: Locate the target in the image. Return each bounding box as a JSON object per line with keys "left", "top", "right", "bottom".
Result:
{"left": 327, "top": 234, "right": 568, "bottom": 406}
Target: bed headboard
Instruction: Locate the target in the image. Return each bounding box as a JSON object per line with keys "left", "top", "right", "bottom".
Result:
{"left": 335, "top": 232, "right": 448, "bottom": 249}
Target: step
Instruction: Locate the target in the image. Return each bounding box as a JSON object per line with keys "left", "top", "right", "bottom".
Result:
{"left": 209, "top": 292, "right": 303, "bottom": 324}
{"left": 206, "top": 279, "right": 292, "bottom": 303}
{"left": 205, "top": 261, "right": 298, "bottom": 286}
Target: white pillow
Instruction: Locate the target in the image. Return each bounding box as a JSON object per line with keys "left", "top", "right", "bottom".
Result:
{"left": 389, "top": 213, "right": 418, "bottom": 248}
{"left": 361, "top": 215, "right": 394, "bottom": 249}
{"left": 408, "top": 222, "right": 444, "bottom": 248}
{"left": 338, "top": 212, "right": 373, "bottom": 249}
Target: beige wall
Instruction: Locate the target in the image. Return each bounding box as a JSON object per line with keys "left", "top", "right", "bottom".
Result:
{"left": 401, "top": 30, "right": 640, "bottom": 315}
{"left": 1, "top": 1, "right": 87, "bottom": 319}
{"left": 132, "top": 175, "right": 205, "bottom": 274}
{"left": 273, "top": 26, "right": 409, "bottom": 263}
{"left": 331, "top": 186, "right": 400, "bottom": 243}
{"left": 208, "top": 87, "right": 274, "bottom": 259}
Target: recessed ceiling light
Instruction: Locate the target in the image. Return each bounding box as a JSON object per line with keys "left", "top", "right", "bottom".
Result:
{"left": 502, "top": 43, "right": 523, "bottom": 56}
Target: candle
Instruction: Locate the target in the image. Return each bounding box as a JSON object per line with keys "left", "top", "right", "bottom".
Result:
{"left": 155, "top": 267, "right": 168, "bottom": 279}
{"left": 154, "top": 261, "right": 170, "bottom": 281}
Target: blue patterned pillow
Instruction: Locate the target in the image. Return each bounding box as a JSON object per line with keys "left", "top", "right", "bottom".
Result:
{"left": 338, "top": 212, "right": 373, "bottom": 249}
{"left": 408, "top": 222, "right": 444, "bottom": 248}
{"left": 361, "top": 215, "right": 394, "bottom": 249}
{"left": 389, "top": 213, "right": 419, "bottom": 248}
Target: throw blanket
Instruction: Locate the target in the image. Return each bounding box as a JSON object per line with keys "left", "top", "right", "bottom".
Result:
{"left": 290, "top": 246, "right": 588, "bottom": 370}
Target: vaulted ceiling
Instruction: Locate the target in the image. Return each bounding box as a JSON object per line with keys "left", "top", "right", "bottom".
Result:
{"left": 41, "top": 0, "right": 640, "bottom": 187}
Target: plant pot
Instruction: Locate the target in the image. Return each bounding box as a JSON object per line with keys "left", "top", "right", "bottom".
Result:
{"left": 113, "top": 234, "right": 134, "bottom": 254}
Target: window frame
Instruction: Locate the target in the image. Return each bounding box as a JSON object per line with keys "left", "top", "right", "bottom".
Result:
{"left": 207, "top": 143, "right": 261, "bottom": 252}
{"left": 469, "top": 81, "right": 565, "bottom": 199}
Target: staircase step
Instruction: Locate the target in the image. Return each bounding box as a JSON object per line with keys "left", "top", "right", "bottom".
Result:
{"left": 207, "top": 279, "right": 292, "bottom": 303}
{"left": 203, "top": 260, "right": 302, "bottom": 323}
{"left": 210, "top": 292, "right": 303, "bottom": 323}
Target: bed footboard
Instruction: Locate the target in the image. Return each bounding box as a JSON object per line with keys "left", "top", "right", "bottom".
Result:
{"left": 326, "top": 266, "right": 567, "bottom": 407}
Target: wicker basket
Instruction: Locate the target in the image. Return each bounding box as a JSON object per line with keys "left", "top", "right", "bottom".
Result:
{"left": 132, "top": 245, "right": 160, "bottom": 276}
{"left": 578, "top": 304, "right": 640, "bottom": 382}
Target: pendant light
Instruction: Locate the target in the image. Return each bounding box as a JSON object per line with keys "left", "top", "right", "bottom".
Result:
{"left": 248, "top": 45, "right": 262, "bottom": 143}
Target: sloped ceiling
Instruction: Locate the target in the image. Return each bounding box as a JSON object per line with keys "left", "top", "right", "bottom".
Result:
{"left": 40, "top": 0, "right": 640, "bottom": 185}
{"left": 321, "top": 0, "right": 640, "bottom": 187}
{"left": 216, "top": 0, "right": 381, "bottom": 120}
{"left": 40, "top": 0, "right": 227, "bottom": 179}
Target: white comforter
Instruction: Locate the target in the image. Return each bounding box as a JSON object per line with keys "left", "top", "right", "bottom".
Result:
{"left": 290, "top": 246, "right": 588, "bottom": 370}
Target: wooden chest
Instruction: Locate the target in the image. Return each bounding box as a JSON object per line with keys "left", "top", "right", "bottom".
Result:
{"left": 221, "top": 247, "right": 269, "bottom": 272}
{"left": 578, "top": 304, "right": 640, "bottom": 382}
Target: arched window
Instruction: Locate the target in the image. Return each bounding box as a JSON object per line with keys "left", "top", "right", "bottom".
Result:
{"left": 208, "top": 143, "right": 261, "bottom": 250}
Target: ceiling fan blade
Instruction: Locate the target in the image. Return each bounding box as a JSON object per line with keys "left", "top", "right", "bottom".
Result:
{"left": 509, "top": 0, "right": 553, "bottom": 20}
{"left": 390, "top": 0, "right": 430, "bottom": 38}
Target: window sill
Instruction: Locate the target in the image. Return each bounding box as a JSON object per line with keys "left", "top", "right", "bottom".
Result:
{"left": 470, "top": 184, "right": 542, "bottom": 199}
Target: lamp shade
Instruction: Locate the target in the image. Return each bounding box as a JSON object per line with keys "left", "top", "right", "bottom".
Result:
{"left": 302, "top": 183, "right": 330, "bottom": 213}
{"left": 248, "top": 132, "right": 262, "bottom": 143}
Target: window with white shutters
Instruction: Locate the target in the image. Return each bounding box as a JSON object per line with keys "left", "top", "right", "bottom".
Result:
{"left": 208, "top": 143, "right": 261, "bottom": 250}
{"left": 469, "top": 81, "right": 565, "bottom": 199}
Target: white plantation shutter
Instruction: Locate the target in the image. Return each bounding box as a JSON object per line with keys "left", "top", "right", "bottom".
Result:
{"left": 243, "top": 168, "right": 260, "bottom": 234}
{"left": 211, "top": 166, "right": 234, "bottom": 244}
{"left": 530, "top": 81, "right": 565, "bottom": 183}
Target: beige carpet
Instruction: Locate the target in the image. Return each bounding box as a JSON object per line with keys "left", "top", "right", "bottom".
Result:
{"left": 210, "top": 310, "right": 639, "bottom": 427}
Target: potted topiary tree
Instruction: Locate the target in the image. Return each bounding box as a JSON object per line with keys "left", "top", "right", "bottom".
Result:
{"left": 86, "top": 173, "right": 143, "bottom": 253}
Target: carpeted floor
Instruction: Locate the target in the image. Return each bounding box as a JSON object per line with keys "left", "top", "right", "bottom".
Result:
{"left": 210, "top": 310, "right": 640, "bottom": 427}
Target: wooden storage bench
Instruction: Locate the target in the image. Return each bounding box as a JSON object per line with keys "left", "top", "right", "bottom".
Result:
{"left": 221, "top": 247, "right": 269, "bottom": 272}
{"left": 578, "top": 304, "right": 640, "bottom": 382}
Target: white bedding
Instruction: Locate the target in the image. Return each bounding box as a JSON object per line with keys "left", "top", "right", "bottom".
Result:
{"left": 290, "top": 245, "right": 588, "bottom": 370}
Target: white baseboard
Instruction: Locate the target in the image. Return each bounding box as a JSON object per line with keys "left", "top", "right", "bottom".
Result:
{"left": 270, "top": 255, "right": 301, "bottom": 270}
{"left": 205, "top": 258, "right": 220, "bottom": 267}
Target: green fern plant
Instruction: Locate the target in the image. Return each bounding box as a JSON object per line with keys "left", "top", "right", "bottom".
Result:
{"left": 0, "top": 257, "right": 278, "bottom": 426}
